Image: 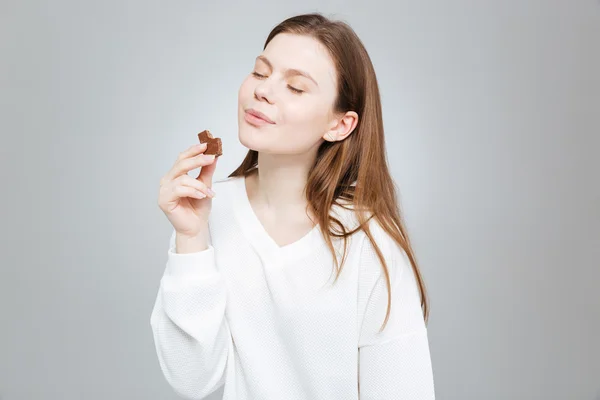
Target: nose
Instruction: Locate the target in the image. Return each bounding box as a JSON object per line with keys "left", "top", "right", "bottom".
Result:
{"left": 254, "top": 80, "right": 274, "bottom": 104}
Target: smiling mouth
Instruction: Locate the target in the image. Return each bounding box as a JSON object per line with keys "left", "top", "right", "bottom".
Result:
{"left": 244, "top": 110, "right": 275, "bottom": 125}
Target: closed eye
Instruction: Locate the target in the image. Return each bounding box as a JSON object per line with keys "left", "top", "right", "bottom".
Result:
{"left": 251, "top": 72, "right": 304, "bottom": 94}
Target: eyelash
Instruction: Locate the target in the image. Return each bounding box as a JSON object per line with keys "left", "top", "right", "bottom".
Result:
{"left": 251, "top": 72, "right": 304, "bottom": 94}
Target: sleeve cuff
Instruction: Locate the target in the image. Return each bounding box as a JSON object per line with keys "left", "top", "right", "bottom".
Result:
{"left": 165, "top": 245, "right": 219, "bottom": 280}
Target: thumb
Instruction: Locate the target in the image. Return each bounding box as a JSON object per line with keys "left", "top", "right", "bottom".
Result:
{"left": 197, "top": 156, "right": 218, "bottom": 188}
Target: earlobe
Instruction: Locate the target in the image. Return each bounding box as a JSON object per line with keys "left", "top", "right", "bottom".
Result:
{"left": 324, "top": 131, "right": 336, "bottom": 142}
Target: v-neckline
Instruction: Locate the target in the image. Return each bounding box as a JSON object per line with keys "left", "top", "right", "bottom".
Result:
{"left": 232, "top": 175, "right": 323, "bottom": 265}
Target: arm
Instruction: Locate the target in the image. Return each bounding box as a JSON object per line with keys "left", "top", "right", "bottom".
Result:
{"left": 150, "top": 229, "right": 233, "bottom": 399}
{"left": 357, "top": 232, "right": 435, "bottom": 399}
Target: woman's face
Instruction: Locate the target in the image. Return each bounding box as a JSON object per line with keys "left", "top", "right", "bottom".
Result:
{"left": 237, "top": 33, "right": 341, "bottom": 155}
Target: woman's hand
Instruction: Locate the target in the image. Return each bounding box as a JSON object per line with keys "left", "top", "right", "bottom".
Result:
{"left": 158, "top": 142, "right": 218, "bottom": 238}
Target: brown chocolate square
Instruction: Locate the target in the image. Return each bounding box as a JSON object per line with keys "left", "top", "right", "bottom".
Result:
{"left": 197, "top": 130, "right": 223, "bottom": 157}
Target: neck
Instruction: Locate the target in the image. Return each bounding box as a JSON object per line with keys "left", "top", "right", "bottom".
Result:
{"left": 249, "top": 151, "right": 314, "bottom": 212}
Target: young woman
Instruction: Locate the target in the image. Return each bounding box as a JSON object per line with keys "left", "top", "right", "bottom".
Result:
{"left": 152, "top": 13, "right": 435, "bottom": 400}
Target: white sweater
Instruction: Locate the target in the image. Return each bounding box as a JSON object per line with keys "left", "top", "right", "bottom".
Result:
{"left": 150, "top": 175, "right": 435, "bottom": 399}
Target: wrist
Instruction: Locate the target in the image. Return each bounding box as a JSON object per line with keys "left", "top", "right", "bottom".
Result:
{"left": 175, "top": 230, "right": 209, "bottom": 253}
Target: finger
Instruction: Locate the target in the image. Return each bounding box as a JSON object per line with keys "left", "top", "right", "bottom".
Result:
{"left": 176, "top": 174, "right": 215, "bottom": 198}
{"left": 197, "top": 154, "right": 218, "bottom": 188}
{"left": 163, "top": 143, "right": 207, "bottom": 183}
{"left": 176, "top": 143, "right": 207, "bottom": 163}
{"left": 164, "top": 152, "right": 216, "bottom": 183}
{"left": 172, "top": 185, "right": 208, "bottom": 200}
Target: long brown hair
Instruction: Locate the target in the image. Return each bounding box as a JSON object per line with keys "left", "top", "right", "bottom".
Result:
{"left": 229, "top": 13, "right": 428, "bottom": 332}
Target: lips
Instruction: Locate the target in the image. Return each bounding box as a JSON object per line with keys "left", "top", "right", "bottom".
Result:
{"left": 245, "top": 108, "right": 275, "bottom": 124}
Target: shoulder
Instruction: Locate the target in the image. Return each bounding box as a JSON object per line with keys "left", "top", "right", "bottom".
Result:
{"left": 208, "top": 175, "right": 243, "bottom": 205}
{"left": 212, "top": 175, "right": 242, "bottom": 190}
{"left": 206, "top": 175, "right": 243, "bottom": 226}
{"left": 330, "top": 202, "right": 401, "bottom": 259}
{"left": 357, "top": 217, "right": 411, "bottom": 282}
{"left": 329, "top": 203, "right": 411, "bottom": 280}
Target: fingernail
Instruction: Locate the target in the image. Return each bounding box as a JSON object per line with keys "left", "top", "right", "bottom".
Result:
{"left": 207, "top": 188, "right": 216, "bottom": 197}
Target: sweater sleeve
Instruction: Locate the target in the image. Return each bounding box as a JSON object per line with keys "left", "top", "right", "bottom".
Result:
{"left": 357, "top": 231, "right": 435, "bottom": 399}
{"left": 150, "top": 229, "right": 233, "bottom": 400}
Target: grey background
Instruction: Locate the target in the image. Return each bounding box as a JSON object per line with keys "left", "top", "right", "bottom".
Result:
{"left": 1, "top": 1, "right": 598, "bottom": 399}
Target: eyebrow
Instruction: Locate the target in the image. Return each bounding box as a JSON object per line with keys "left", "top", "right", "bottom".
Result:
{"left": 256, "top": 55, "right": 319, "bottom": 87}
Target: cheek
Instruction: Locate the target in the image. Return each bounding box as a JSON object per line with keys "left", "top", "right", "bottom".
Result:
{"left": 285, "top": 100, "right": 329, "bottom": 132}
{"left": 260, "top": 101, "right": 327, "bottom": 153}
{"left": 238, "top": 77, "right": 254, "bottom": 102}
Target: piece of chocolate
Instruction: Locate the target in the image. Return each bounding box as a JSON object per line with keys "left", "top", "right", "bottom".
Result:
{"left": 197, "top": 130, "right": 223, "bottom": 157}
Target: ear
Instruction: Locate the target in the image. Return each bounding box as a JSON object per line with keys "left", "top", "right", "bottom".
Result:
{"left": 322, "top": 111, "right": 359, "bottom": 142}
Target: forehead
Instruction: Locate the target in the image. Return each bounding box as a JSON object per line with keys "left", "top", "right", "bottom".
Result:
{"left": 260, "top": 33, "right": 337, "bottom": 88}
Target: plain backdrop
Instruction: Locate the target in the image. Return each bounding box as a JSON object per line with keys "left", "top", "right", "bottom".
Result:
{"left": 1, "top": 1, "right": 599, "bottom": 399}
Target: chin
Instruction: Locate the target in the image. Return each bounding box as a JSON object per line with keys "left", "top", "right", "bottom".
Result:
{"left": 238, "top": 125, "right": 266, "bottom": 152}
